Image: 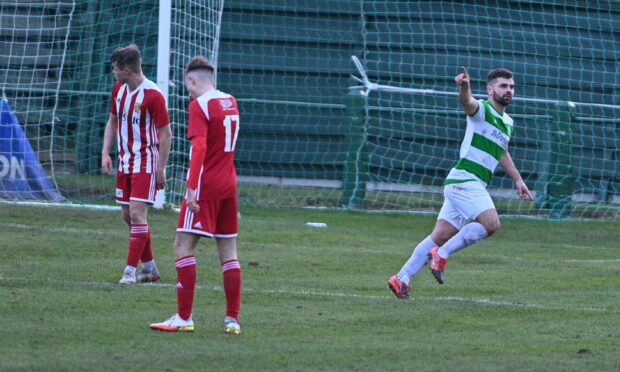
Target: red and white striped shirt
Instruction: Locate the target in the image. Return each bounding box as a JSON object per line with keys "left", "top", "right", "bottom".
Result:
{"left": 109, "top": 79, "right": 170, "bottom": 174}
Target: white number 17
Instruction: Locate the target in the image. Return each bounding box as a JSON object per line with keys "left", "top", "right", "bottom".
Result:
{"left": 223, "top": 115, "right": 239, "bottom": 152}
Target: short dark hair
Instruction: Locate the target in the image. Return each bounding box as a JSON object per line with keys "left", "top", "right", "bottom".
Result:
{"left": 185, "top": 56, "right": 215, "bottom": 75}
{"left": 111, "top": 44, "right": 142, "bottom": 72}
{"left": 487, "top": 68, "right": 513, "bottom": 83}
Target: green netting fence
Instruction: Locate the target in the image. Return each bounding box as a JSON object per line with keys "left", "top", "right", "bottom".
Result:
{"left": 1, "top": 0, "right": 618, "bottom": 219}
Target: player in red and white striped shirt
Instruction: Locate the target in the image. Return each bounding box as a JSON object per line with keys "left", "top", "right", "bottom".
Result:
{"left": 150, "top": 56, "right": 242, "bottom": 335}
{"left": 101, "top": 44, "right": 172, "bottom": 285}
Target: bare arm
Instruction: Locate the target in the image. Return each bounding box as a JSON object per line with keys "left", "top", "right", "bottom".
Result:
{"left": 156, "top": 124, "right": 172, "bottom": 190}
{"left": 101, "top": 114, "right": 118, "bottom": 175}
{"left": 185, "top": 136, "right": 207, "bottom": 213}
{"left": 454, "top": 66, "right": 478, "bottom": 116}
{"left": 499, "top": 150, "right": 533, "bottom": 200}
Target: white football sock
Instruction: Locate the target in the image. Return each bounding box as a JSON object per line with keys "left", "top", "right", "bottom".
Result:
{"left": 123, "top": 265, "right": 137, "bottom": 274}
{"left": 437, "top": 222, "right": 488, "bottom": 259}
{"left": 397, "top": 235, "right": 437, "bottom": 284}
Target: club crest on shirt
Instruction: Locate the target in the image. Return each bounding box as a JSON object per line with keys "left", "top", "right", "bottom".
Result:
{"left": 219, "top": 99, "right": 233, "bottom": 108}
{"left": 134, "top": 103, "right": 142, "bottom": 113}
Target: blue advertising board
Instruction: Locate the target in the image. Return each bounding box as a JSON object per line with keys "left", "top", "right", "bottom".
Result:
{"left": 0, "top": 98, "right": 64, "bottom": 201}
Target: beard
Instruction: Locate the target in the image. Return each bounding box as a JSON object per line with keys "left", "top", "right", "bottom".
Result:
{"left": 493, "top": 91, "right": 512, "bottom": 106}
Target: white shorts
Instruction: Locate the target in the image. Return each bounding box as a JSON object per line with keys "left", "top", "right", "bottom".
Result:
{"left": 437, "top": 182, "right": 495, "bottom": 230}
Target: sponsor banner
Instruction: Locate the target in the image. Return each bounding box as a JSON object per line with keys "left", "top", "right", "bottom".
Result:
{"left": 0, "top": 98, "right": 64, "bottom": 201}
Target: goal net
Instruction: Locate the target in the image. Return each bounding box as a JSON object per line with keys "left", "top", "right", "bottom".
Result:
{"left": 217, "top": 1, "right": 620, "bottom": 219}
{"left": 0, "top": 0, "right": 224, "bottom": 206}
{"left": 348, "top": 2, "right": 620, "bottom": 219}
{"left": 0, "top": 1, "right": 75, "bottom": 201}
{"left": 1, "top": 1, "right": 618, "bottom": 219}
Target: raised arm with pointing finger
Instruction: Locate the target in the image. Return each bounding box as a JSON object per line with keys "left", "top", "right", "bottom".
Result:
{"left": 455, "top": 66, "right": 478, "bottom": 115}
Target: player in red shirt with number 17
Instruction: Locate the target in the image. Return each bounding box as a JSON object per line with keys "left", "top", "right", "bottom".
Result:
{"left": 150, "top": 56, "right": 242, "bottom": 335}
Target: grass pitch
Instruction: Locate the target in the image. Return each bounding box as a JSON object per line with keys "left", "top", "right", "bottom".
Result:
{"left": 0, "top": 203, "right": 618, "bottom": 371}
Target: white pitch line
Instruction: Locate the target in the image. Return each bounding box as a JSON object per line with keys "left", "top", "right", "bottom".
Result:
{"left": 428, "top": 296, "right": 608, "bottom": 312}
{"left": 479, "top": 254, "right": 620, "bottom": 264}
{"left": 563, "top": 258, "right": 620, "bottom": 263}
{"left": 0, "top": 200, "right": 120, "bottom": 211}
{"left": 1, "top": 222, "right": 116, "bottom": 236}
{"left": 0, "top": 276, "right": 609, "bottom": 313}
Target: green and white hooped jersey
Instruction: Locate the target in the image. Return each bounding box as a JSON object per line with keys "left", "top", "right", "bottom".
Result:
{"left": 445, "top": 99, "right": 514, "bottom": 187}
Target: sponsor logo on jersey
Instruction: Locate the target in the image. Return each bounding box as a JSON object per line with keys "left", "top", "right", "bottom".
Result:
{"left": 491, "top": 129, "right": 509, "bottom": 148}
{"left": 220, "top": 99, "right": 233, "bottom": 108}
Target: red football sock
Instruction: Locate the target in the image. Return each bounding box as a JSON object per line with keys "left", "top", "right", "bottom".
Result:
{"left": 222, "top": 260, "right": 242, "bottom": 321}
{"left": 127, "top": 224, "right": 149, "bottom": 267}
{"left": 176, "top": 256, "right": 197, "bottom": 320}
{"left": 141, "top": 226, "right": 154, "bottom": 262}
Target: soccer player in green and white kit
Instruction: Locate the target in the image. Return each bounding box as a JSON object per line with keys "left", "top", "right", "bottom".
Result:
{"left": 388, "top": 67, "right": 533, "bottom": 299}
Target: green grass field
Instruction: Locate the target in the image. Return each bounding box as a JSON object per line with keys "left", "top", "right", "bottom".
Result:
{"left": 0, "top": 203, "right": 618, "bottom": 371}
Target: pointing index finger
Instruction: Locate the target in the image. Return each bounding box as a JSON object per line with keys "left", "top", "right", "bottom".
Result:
{"left": 461, "top": 66, "right": 469, "bottom": 77}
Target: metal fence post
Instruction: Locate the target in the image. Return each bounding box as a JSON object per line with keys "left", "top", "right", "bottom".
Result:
{"left": 341, "top": 88, "right": 368, "bottom": 209}
{"left": 544, "top": 101, "right": 576, "bottom": 219}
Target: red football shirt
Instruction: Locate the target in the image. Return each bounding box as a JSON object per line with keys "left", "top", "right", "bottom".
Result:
{"left": 187, "top": 89, "right": 239, "bottom": 200}
{"left": 109, "top": 79, "right": 170, "bottom": 174}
